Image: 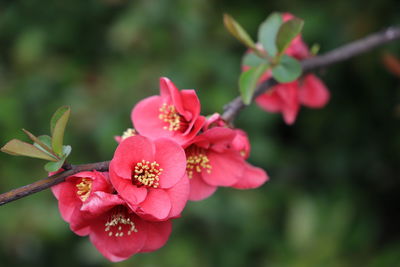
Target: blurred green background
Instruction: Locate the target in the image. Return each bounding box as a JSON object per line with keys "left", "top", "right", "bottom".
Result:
{"left": 1, "top": 0, "right": 400, "bottom": 266}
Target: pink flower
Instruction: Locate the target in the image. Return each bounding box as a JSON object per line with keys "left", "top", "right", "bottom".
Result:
{"left": 131, "top": 77, "right": 205, "bottom": 146}
{"left": 109, "top": 135, "right": 189, "bottom": 221}
{"left": 51, "top": 171, "right": 113, "bottom": 235}
{"left": 244, "top": 13, "right": 330, "bottom": 125}
{"left": 72, "top": 191, "right": 172, "bottom": 262}
{"left": 185, "top": 126, "right": 268, "bottom": 201}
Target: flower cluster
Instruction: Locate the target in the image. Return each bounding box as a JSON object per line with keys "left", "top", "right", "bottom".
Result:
{"left": 243, "top": 13, "right": 330, "bottom": 125}
{"left": 52, "top": 77, "right": 268, "bottom": 262}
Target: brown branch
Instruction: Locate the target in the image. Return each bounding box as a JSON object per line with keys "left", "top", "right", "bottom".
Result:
{"left": 1, "top": 26, "right": 400, "bottom": 206}
{"left": 0, "top": 161, "right": 110, "bottom": 206}
{"left": 221, "top": 26, "right": 400, "bottom": 122}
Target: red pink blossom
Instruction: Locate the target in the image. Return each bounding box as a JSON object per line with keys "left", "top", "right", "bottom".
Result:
{"left": 131, "top": 77, "right": 205, "bottom": 146}
{"left": 185, "top": 126, "right": 268, "bottom": 201}
{"left": 244, "top": 13, "right": 330, "bottom": 124}
{"left": 109, "top": 135, "right": 189, "bottom": 221}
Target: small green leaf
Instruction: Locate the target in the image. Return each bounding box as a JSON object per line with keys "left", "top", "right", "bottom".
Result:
{"left": 242, "top": 52, "right": 266, "bottom": 67}
{"left": 239, "top": 63, "right": 270, "bottom": 105}
{"left": 50, "top": 106, "right": 70, "bottom": 135}
{"left": 310, "top": 43, "right": 320, "bottom": 55}
{"left": 22, "top": 129, "right": 58, "bottom": 159}
{"left": 276, "top": 18, "right": 304, "bottom": 54}
{"left": 223, "top": 14, "right": 256, "bottom": 49}
{"left": 51, "top": 106, "right": 70, "bottom": 155}
{"left": 44, "top": 158, "right": 65, "bottom": 172}
{"left": 62, "top": 145, "right": 72, "bottom": 158}
{"left": 1, "top": 139, "right": 57, "bottom": 161}
{"left": 38, "top": 135, "right": 52, "bottom": 148}
{"left": 272, "top": 55, "right": 302, "bottom": 83}
{"left": 258, "top": 12, "right": 283, "bottom": 57}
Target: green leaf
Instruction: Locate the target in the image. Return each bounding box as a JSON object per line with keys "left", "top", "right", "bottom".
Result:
{"left": 310, "top": 43, "right": 320, "bottom": 55}
{"left": 38, "top": 135, "right": 52, "bottom": 148}
{"left": 239, "top": 63, "right": 270, "bottom": 105}
{"left": 51, "top": 106, "right": 70, "bottom": 155}
{"left": 242, "top": 52, "right": 266, "bottom": 67}
{"left": 22, "top": 129, "right": 58, "bottom": 159}
{"left": 276, "top": 18, "right": 304, "bottom": 54}
{"left": 223, "top": 14, "right": 256, "bottom": 49}
{"left": 62, "top": 145, "right": 72, "bottom": 158}
{"left": 50, "top": 106, "right": 70, "bottom": 135}
{"left": 1, "top": 139, "right": 57, "bottom": 161}
{"left": 258, "top": 12, "right": 283, "bottom": 57}
{"left": 272, "top": 55, "right": 302, "bottom": 83}
{"left": 44, "top": 158, "right": 65, "bottom": 172}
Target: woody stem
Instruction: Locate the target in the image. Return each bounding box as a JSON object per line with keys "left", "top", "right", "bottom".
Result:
{"left": 221, "top": 26, "right": 400, "bottom": 122}
{"left": 0, "top": 26, "right": 400, "bottom": 206}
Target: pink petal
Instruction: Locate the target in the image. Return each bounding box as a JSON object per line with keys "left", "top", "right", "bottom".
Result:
{"left": 256, "top": 89, "right": 284, "bottom": 112}
{"left": 109, "top": 167, "right": 148, "bottom": 205}
{"left": 81, "top": 192, "right": 125, "bottom": 216}
{"left": 140, "top": 220, "right": 172, "bottom": 253}
{"left": 188, "top": 172, "right": 217, "bottom": 201}
{"left": 276, "top": 83, "right": 300, "bottom": 125}
{"left": 286, "top": 36, "right": 310, "bottom": 59}
{"left": 154, "top": 138, "right": 187, "bottom": 189}
{"left": 232, "top": 129, "right": 251, "bottom": 159}
{"left": 232, "top": 162, "right": 269, "bottom": 189}
{"left": 131, "top": 95, "right": 174, "bottom": 140}
{"left": 159, "top": 77, "right": 185, "bottom": 116}
{"left": 180, "top": 89, "right": 200, "bottom": 125}
{"left": 165, "top": 175, "right": 190, "bottom": 218}
{"left": 282, "top": 13, "right": 295, "bottom": 21}
{"left": 55, "top": 181, "right": 81, "bottom": 222}
{"left": 202, "top": 113, "right": 225, "bottom": 131}
{"left": 201, "top": 151, "right": 244, "bottom": 187}
{"left": 179, "top": 115, "right": 205, "bottom": 148}
{"left": 194, "top": 127, "right": 236, "bottom": 152}
{"left": 110, "top": 135, "right": 155, "bottom": 179}
{"left": 71, "top": 224, "right": 90, "bottom": 236}
{"left": 135, "top": 189, "right": 171, "bottom": 221}
{"left": 299, "top": 74, "right": 330, "bottom": 108}
{"left": 89, "top": 209, "right": 147, "bottom": 262}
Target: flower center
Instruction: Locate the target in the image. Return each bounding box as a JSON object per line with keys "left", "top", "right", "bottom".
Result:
{"left": 121, "top": 128, "right": 137, "bottom": 140}
{"left": 104, "top": 207, "right": 138, "bottom": 237}
{"left": 76, "top": 178, "right": 92, "bottom": 202}
{"left": 186, "top": 146, "right": 212, "bottom": 178}
{"left": 159, "top": 103, "right": 183, "bottom": 131}
{"left": 132, "top": 160, "right": 163, "bottom": 188}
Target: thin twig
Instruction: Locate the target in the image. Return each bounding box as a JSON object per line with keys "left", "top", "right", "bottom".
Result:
{"left": 221, "top": 26, "right": 400, "bottom": 122}
{"left": 0, "top": 161, "right": 110, "bottom": 206}
{"left": 1, "top": 26, "right": 400, "bottom": 206}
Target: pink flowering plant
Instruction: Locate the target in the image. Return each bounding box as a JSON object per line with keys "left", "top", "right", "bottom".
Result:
{"left": 242, "top": 13, "right": 330, "bottom": 124}
{"left": 0, "top": 11, "right": 348, "bottom": 262}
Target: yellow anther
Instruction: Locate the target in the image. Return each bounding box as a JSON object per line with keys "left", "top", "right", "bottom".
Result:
{"left": 104, "top": 211, "right": 138, "bottom": 238}
{"left": 159, "top": 103, "right": 181, "bottom": 131}
{"left": 186, "top": 152, "right": 212, "bottom": 179}
{"left": 133, "top": 160, "right": 163, "bottom": 188}
{"left": 76, "top": 178, "right": 92, "bottom": 202}
{"left": 121, "top": 128, "right": 137, "bottom": 140}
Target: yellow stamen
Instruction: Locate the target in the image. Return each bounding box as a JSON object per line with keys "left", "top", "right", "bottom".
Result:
{"left": 121, "top": 128, "right": 137, "bottom": 140}
{"left": 159, "top": 103, "right": 181, "bottom": 131}
{"left": 133, "top": 160, "right": 163, "bottom": 188}
{"left": 104, "top": 212, "right": 138, "bottom": 238}
{"left": 76, "top": 178, "right": 92, "bottom": 202}
{"left": 186, "top": 149, "right": 212, "bottom": 179}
